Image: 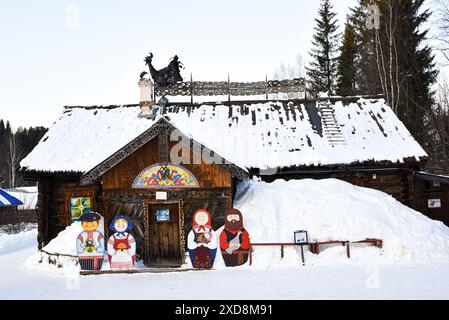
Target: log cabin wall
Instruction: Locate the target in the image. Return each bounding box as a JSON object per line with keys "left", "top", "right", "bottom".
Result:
{"left": 332, "top": 170, "right": 413, "bottom": 206}
{"left": 100, "top": 135, "right": 233, "bottom": 263}
{"left": 412, "top": 178, "right": 449, "bottom": 227}
{"left": 36, "top": 176, "right": 102, "bottom": 248}
{"left": 102, "top": 138, "right": 232, "bottom": 190}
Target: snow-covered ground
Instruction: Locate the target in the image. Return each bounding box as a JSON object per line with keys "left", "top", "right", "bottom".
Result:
{"left": 1, "top": 230, "right": 449, "bottom": 299}
{"left": 2, "top": 178, "right": 449, "bottom": 299}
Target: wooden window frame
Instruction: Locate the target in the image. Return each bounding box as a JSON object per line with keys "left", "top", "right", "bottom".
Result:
{"left": 65, "top": 188, "right": 97, "bottom": 226}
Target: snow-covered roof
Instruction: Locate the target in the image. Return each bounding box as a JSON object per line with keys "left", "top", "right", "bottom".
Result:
{"left": 20, "top": 98, "right": 427, "bottom": 174}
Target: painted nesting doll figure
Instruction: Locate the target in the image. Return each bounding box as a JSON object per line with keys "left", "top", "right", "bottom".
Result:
{"left": 187, "top": 209, "right": 217, "bottom": 269}
{"left": 107, "top": 216, "right": 136, "bottom": 270}
{"left": 220, "top": 208, "right": 251, "bottom": 267}
{"left": 76, "top": 212, "right": 105, "bottom": 271}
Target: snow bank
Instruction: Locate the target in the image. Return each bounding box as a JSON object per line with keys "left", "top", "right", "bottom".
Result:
{"left": 235, "top": 178, "right": 449, "bottom": 268}
{"left": 24, "top": 222, "right": 83, "bottom": 274}
{"left": 0, "top": 228, "right": 37, "bottom": 256}
{"left": 24, "top": 178, "right": 449, "bottom": 273}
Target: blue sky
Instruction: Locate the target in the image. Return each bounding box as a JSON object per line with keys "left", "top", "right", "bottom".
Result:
{"left": 0, "top": 0, "right": 374, "bottom": 128}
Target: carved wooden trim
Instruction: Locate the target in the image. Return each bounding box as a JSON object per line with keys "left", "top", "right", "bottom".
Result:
{"left": 142, "top": 200, "right": 150, "bottom": 262}
{"left": 104, "top": 188, "right": 232, "bottom": 202}
{"left": 80, "top": 118, "right": 172, "bottom": 186}
{"left": 80, "top": 117, "right": 249, "bottom": 186}
{"left": 158, "top": 131, "right": 169, "bottom": 163}
{"left": 155, "top": 78, "right": 306, "bottom": 97}
{"left": 178, "top": 199, "right": 185, "bottom": 259}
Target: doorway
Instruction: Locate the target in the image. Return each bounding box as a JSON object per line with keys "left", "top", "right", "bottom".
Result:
{"left": 147, "top": 202, "right": 184, "bottom": 267}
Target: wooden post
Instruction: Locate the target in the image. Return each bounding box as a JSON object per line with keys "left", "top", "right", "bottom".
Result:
{"left": 249, "top": 245, "right": 253, "bottom": 265}
{"left": 190, "top": 73, "right": 194, "bottom": 104}
{"left": 227, "top": 73, "right": 231, "bottom": 103}
{"left": 300, "top": 245, "right": 305, "bottom": 266}
{"left": 265, "top": 74, "right": 268, "bottom": 100}
{"left": 346, "top": 242, "right": 350, "bottom": 258}
{"left": 281, "top": 244, "right": 284, "bottom": 258}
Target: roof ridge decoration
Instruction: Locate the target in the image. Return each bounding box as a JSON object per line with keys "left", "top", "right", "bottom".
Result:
{"left": 79, "top": 117, "right": 249, "bottom": 186}
{"left": 154, "top": 78, "right": 307, "bottom": 97}
{"left": 142, "top": 52, "right": 306, "bottom": 99}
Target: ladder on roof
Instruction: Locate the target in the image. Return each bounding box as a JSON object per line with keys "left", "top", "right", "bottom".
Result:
{"left": 318, "top": 99, "right": 346, "bottom": 146}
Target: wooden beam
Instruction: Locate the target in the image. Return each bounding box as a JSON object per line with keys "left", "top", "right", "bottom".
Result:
{"left": 80, "top": 267, "right": 201, "bottom": 276}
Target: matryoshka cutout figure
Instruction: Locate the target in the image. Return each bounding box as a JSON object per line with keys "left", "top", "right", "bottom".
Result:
{"left": 220, "top": 208, "right": 251, "bottom": 267}
{"left": 107, "top": 216, "right": 136, "bottom": 270}
{"left": 187, "top": 209, "right": 217, "bottom": 269}
{"left": 76, "top": 212, "right": 105, "bottom": 271}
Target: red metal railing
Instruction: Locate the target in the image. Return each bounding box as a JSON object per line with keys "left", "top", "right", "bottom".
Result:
{"left": 249, "top": 238, "right": 383, "bottom": 266}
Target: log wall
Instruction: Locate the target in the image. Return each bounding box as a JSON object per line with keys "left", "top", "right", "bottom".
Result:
{"left": 412, "top": 178, "right": 449, "bottom": 226}
{"left": 103, "top": 137, "right": 232, "bottom": 190}
{"left": 36, "top": 176, "right": 102, "bottom": 248}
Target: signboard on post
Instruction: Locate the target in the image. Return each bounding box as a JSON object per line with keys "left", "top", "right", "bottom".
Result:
{"left": 294, "top": 230, "right": 308, "bottom": 244}
{"left": 428, "top": 199, "right": 442, "bottom": 208}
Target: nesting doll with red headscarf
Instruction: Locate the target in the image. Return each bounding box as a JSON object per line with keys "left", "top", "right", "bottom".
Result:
{"left": 220, "top": 208, "right": 250, "bottom": 267}
{"left": 187, "top": 209, "right": 217, "bottom": 269}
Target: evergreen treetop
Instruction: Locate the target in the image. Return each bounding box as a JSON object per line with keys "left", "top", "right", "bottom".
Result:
{"left": 306, "top": 0, "right": 339, "bottom": 94}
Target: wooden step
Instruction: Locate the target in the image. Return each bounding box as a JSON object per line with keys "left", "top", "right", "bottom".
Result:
{"left": 80, "top": 267, "right": 201, "bottom": 276}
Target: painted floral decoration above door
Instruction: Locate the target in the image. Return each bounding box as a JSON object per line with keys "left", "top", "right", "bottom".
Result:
{"left": 132, "top": 163, "right": 200, "bottom": 188}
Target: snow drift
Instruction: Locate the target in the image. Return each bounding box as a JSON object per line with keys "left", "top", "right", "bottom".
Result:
{"left": 25, "top": 178, "right": 449, "bottom": 273}
{"left": 0, "top": 228, "right": 37, "bottom": 256}
{"left": 24, "top": 222, "right": 83, "bottom": 273}
{"left": 236, "top": 178, "right": 449, "bottom": 268}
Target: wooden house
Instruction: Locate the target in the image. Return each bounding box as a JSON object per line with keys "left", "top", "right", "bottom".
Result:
{"left": 20, "top": 77, "right": 448, "bottom": 266}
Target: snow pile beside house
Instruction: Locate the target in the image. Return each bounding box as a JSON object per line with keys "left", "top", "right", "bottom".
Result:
{"left": 235, "top": 178, "right": 449, "bottom": 268}
{"left": 25, "top": 222, "right": 83, "bottom": 273}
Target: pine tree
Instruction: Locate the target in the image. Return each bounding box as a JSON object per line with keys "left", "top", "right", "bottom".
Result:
{"left": 343, "top": 1, "right": 382, "bottom": 96}
{"left": 306, "top": 0, "right": 339, "bottom": 94}
{"left": 398, "top": 0, "right": 437, "bottom": 145}
{"left": 336, "top": 22, "right": 358, "bottom": 96}
{"left": 369, "top": 0, "right": 437, "bottom": 145}
{"left": 0, "top": 120, "right": 5, "bottom": 137}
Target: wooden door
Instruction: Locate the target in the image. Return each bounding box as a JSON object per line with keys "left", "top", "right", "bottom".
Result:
{"left": 147, "top": 202, "right": 183, "bottom": 267}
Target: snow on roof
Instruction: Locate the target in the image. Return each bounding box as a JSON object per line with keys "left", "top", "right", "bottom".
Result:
{"left": 20, "top": 98, "right": 427, "bottom": 174}
{"left": 0, "top": 188, "right": 24, "bottom": 207}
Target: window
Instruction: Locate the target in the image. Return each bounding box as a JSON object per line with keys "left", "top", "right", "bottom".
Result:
{"left": 70, "top": 196, "right": 92, "bottom": 222}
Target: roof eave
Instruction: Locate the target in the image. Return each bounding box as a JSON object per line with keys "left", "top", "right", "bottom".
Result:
{"left": 79, "top": 116, "right": 249, "bottom": 186}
